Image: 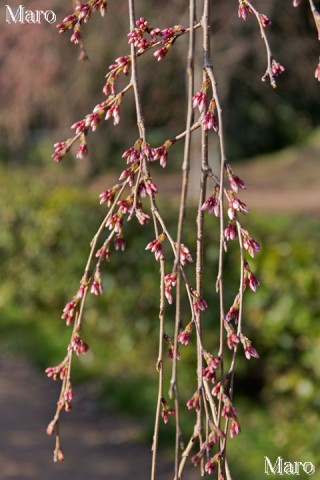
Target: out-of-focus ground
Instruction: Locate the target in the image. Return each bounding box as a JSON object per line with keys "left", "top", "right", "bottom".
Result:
{"left": 0, "top": 355, "right": 198, "bottom": 480}
{"left": 90, "top": 139, "right": 320, "bottom": 215}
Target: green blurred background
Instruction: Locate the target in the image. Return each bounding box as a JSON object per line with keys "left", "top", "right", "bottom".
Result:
{"left": 1, "top": 0, "right": 320, "bottom": 478}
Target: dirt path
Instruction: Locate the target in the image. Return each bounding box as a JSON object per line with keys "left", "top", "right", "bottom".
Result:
{"left": 0, "top": 356, "right": 197, "bottom": 480}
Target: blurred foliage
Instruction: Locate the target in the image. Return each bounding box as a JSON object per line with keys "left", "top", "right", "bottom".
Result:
{"left": 0, "top": 167, "right": 319, "bottom": 477}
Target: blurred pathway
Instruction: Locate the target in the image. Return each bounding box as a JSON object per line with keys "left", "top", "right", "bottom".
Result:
{"left": 0, "top": 356, "right": 196, "bottom": 480}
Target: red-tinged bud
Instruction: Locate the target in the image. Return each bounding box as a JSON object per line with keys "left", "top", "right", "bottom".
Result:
{"left": 136, "top": 17, "right": 148, "bottom": 30}
{"left": 85, "top": 113, "right": 100, "bottom": 132}
{"left": 226, "top": 305, "right": 239, "bottom": 323}
{"left": 192, "top": 90, "right": 207, "bottom": 113}
{"left": 186, "top": 389, "right": 201, "bottom": 412}
{"left": 178, "top": 243, "right": 193, "bottom": 265}
{"left": 135, "top": 209, "right": 150, "bottom": 225}
{"left": 224, "top": 222, "right": 238, "bottom": 241}
{"left": 76, "top": 143, "right": 88, "bottom": 160}
{"left": 227, "top": 331, "right": 240, "bottom": 350}
{"left": 230, "top": 419, "right": 241, "bottom": 438}
{"left": 190, "top": 288, "right": 208, "bottom": 315}
{"left": 202, "top": 110, "right": 218, "bottom": 131}
{"left": 260, "top": 14, "right": 271, "bottom": 27}
{"left": 71, "top": 120, "right": 86, "bottom": 134}
{"left": 154, "top": 46, "right": 168, "bottom": 61}
{"left": 293, "top": 0, "right": 302, "bottom": 6}
{"left": 61, "top": 301, "right": 77, "bottom": 326}
{"left": 248, "top": 272, "right": 260, "bottom": 292}
{"left": 205, "top": 459, "right": 216, "bottom": 475}
{"left": 145, "top": 234, "right": 166, "bottom": 261}
{"left": 201, "top": 194, "right": 220, "bottom": 217}
{"left": 192, "top": 454, "right": 201, "bottom": 467}
{"left": 114, "top": 236, "right": 125, "bottom": 251}
{"left": 202, "top": 366, "right": 216, "bottom": 383}
{"left": 238, "top": 1, "right": 253, "bottom": 21}
{"left": 53, "top": 447, "right": 64, "bottom": 463}
{"left": 77, "top": 278, "right": 88, "bottom": 297}
{"left": 46, "top": 421, "right": 55, "bottom": 436}
{"left": 52, "top": 141, "right": 67, "bottom": 162}
{"left": 240, "top": 334, "right": 259, "bottom": 360}
{"left": 242, "top": 234, "right": 260, "bottom": 257}
{"left": 222, "top": 403, "right": 238, "bottom": 419}
{"left": 271, "top": 59, "right": 285, "bottom": 77}
{"left": 70, "top": 30, "right": 81, "bottom": 45}
{"left": 177, "top": 322, "right": 193, "bottom": 346}
{"left": 229, "top": 174, "right": 246, "bottom": 193}
{"left": 211, "top": 381, "right": 222, "bottom": 397}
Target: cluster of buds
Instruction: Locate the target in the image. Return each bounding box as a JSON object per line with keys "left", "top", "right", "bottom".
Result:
{"left": 192, "top": 82, "right": 208, "bottom": 113}
{"left": 225, "top": 163, "right": 246, "bottom": 193}
{"left": 224, "top": 221, "right": 238, "bottom": 241}
{"left": 164, "top": 272, "right": 177, "bottom": 304}
{"left": 146, "top": 233, "right": 166, "bottom": 261}
{"left": 104, "top": 56, "right": 131, "bottom": 95}
{"left": 45, "top": 361, "right": 68, "bottom": 381}
{"left": 58, "top": 382, "right": 73, "bottom": 412}
{"left": 139, "top": 177, "right": 158, "bottom": 198}
{"left": 95, "top": 244, "right": 111, "bottom": 262}
{"left": 128, "top": 17, "right": 185, "bottom": 61}
{"left": 226, "top": 295, "right": 240, "bottom": 324}
{"left": 177, "top": 322, "right": 193, "bottom": 346}
{"left": 160, "top": 397, "right": 175, "bottom": 424}
{"left": 221, "top": 397, "right": 241, "bottom": 438}
{"left": 204, "top": 452, "right": 222, "bottom": 475}
{"left": 186, "top": 389, "right": 201, "bottom": 412}
{"left": 53, "top": 446, "right": 65, "bottom": 463}
{"left": 177, "top": 243, "right": 193, "bottom": 266}
{"left": 114, "top": 236, "right": 126, "bottom": 252}
{"left": 68, "top": 333, "right": 89, "bottom": 356}
{"left": 240, "top": 334, "right": 259, "bottom": 359}
{"left": 225, "top": 320, "right": 240, "bottom": 350}
{"left": 211, "top": 381, "right": 223, "bottom": 398}
{"left": 52, "top": 140, "right": 69, "bottom": 162}
{"left": 99, "top": 184, "right": 121, "bottom": 207}
{"left": 227, "top": 195, "right": 249, "bottom": 220}
{"left": 90, "top": 266, "right": 103, "bottom": 296}
{"left": 244, "top": 261, "right": 260, "bottom": 292}
{"left": 259, "top": 14, "right": 272, "bottom": 28}
{"left": 202, "top": 98, "right": 218, "bottom": 132}
{"left": 61, "top": 300, "right": 78, "bottom": 326}
{"left": 191, "top": 434, "right": 222, "bottom": 469}
{"left": 190, "top": 288, "right": 208, "bottom": 315}
{"left": 271, "top": 59, "right": 285, "bottom": 77}
{"left": 106, "top": 212, "right": 124, "bottom": 233}
{"left": 202, "top": 351, "right": 221, "bottom": 383}
{"left": 238, "top": 0, "right": 253, "bottom": 21}
{"left": 76, "top": 136, "right": 88, "bottom": 160}
{"left": 56, "top": 1, "right": 107, "bottom": 44}
{"left": 201, "top": 185, "right": 220, "bottom": 217}
{"left": 241, "top": 228, "right": 261, "bottom": 257}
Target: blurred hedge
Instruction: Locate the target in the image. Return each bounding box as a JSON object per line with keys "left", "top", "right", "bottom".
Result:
{"left": 0, "top": 167, "right": 319, "bottom": 475}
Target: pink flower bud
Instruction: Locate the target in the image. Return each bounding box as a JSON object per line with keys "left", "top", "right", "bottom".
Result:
{"left": 46, "top": 421, "right": 55, "bottom": 436}
{"left": 271, "top": 59, "right": 285, "bottom": 77}
{"left": 224, "top": 222, "right": 238, "bottom": 241}
{"left": 53, "top": 447, "right": 64, "bottom": 463}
